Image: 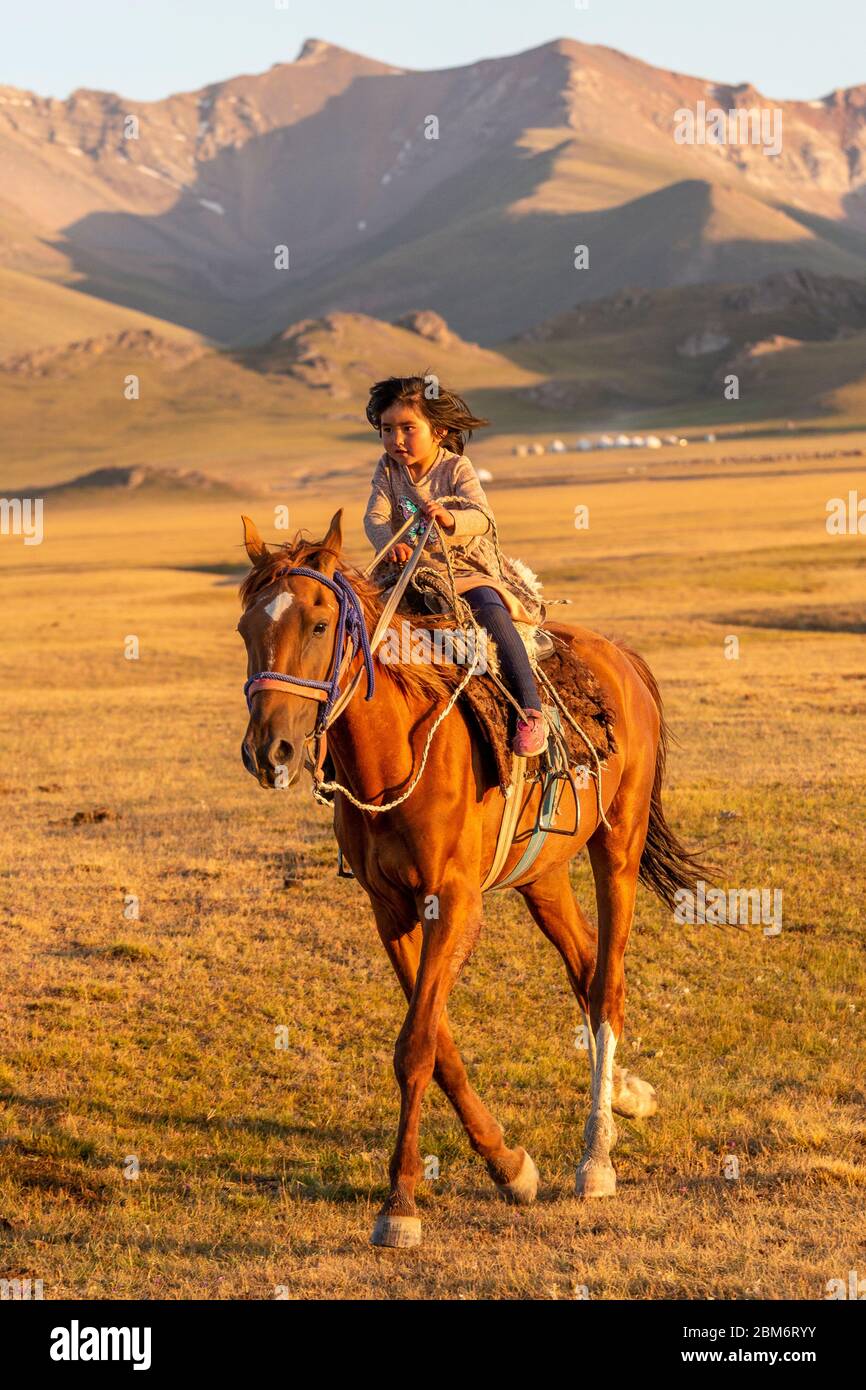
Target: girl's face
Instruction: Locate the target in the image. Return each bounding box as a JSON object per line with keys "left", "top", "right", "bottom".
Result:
{"left": 379, "top": 402, "right": 442, "bottom": 468}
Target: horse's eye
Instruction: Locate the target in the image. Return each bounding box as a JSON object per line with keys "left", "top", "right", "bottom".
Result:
{"left": 313, "top": 621, "right": 328, "bottom": 636}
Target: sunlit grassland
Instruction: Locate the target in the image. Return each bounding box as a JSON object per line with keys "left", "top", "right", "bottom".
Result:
{"left": 0, "top": 452, "right": 863, "bottom": 1299}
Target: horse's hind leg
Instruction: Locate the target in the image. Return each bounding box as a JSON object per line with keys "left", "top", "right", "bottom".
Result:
{"left": 576, "top": 758, "right": 654, "bottom": 1198}
{"left": 519, "top": 863, "right": 657, "bottom": 1130}
{"left": 518, "top": 860, "right": 597, "bottom": 1058}
{"left": 372, "top": 906, "right": 537, "bottom": 1242}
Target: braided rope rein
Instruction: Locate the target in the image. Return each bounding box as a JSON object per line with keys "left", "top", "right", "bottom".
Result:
{"left": 311, "top": 650, "right": 481, "bottom": 812}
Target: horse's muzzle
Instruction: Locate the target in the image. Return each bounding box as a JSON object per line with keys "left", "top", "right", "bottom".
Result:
{"left": 241, "top": 734, "right": 301, "bottom": 788}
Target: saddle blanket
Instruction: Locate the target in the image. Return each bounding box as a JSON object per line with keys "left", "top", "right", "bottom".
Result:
{"left": 460, "top": 632, "right": 616, "bottom": 794}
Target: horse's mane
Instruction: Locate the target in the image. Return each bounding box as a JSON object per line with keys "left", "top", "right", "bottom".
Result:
{"left": 239, "top": 533, "right": 462, "bottom": 702}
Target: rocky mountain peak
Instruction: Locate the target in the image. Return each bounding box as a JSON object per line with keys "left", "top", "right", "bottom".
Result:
{"left": 395, "top": 310, "right": 456, "bottom": 345}
{"left": 296, "top": 38, "right": 345, "bottom": 63}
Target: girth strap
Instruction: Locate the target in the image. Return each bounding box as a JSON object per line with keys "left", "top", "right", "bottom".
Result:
{"left": 479, "top": 755, "right": 527, "bottom": 892}
{"left": 481, "top": 710, "right": 578, "bottom": 892}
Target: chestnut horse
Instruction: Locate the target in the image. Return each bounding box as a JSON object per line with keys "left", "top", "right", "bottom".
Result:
{"left": 238, "top": 510, "right": 708, "bottom": 1248}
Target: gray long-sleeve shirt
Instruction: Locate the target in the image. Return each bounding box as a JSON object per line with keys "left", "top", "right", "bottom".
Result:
{"left": 363, "top": 446, "right": 543, "bottom": 624}
{"left": 364, "top": 447, "right": 492, "bottom": 574}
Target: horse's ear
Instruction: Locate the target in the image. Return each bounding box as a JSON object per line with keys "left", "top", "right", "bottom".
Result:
{"left": 241, "top": 515, "right": 268, "bottom": 565}
{"left": 317, "top": 508, "right": 343, "bottom": 578}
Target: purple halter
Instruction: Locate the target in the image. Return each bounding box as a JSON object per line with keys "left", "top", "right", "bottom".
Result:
{"left": 243, "top": 566, "right": 376, "bottom": 734}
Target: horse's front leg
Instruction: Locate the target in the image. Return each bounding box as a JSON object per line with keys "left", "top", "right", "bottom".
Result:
{"left": 372, "top": 905, "right": 536, "bottom": 1212}
{"left": 371, "top": 873, "right": 483, "bottom": 1249}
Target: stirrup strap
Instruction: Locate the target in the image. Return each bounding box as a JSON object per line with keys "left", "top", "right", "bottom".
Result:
{"left": 480, "top": 755, "right": 527, "bottom": 892}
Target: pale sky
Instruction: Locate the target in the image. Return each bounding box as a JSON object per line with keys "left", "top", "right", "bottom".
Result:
{"left": 1, "top": 0, "right": 862, "bottom": 103}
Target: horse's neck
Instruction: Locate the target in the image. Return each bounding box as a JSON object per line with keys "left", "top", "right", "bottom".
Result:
{"left": 325, "top": 654, "right": 441, "bottom": 803}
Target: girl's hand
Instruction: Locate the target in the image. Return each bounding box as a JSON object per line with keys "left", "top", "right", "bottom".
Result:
{"left": 387, "top": 543, "right": 413, "bottom": 564}
{"left": 421, "top": 502, "right": 455, "bottom": 533}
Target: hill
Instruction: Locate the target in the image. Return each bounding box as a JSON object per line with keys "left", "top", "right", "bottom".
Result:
{"left": 0, "top": 266, "right": 206, "bottom": 355}
{"left": 240, "top": 309, "right": 517, "bottom": 394}
{"left": 26, "top": 464, "right": 254, "bottom": 498}
{"left": 6, "top": 276, "right": 866, "bottom": 494}
{"left": 0, "top": 309, "right": 538, "bottom": 491}
{"left": 0, "top": 327, "right": 205, "bottom": 377}
{"left": 503, "top": 269, "right": 866, "bottom": 424}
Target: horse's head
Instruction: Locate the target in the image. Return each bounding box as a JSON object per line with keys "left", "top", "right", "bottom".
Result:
{"left": 237, "top": 509, "right": 344, "bottom": 788}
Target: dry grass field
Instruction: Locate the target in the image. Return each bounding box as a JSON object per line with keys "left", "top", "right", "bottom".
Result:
{"left": 1, "top": 441, "right": 864, "bottom": 1299}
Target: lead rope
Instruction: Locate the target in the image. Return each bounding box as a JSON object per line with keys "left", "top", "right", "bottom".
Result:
{"left": 311, "top": 655, "right": 481, "bottom": 812}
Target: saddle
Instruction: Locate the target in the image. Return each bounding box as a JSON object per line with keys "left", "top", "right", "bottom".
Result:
{"left": 459, "top": 636, "right": 614, "bottom": 794}
{"left": 385, "top": 567, "right": 616, "bottom": 794}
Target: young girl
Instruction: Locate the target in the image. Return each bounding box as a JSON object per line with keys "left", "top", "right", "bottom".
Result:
{"left": 363, "top": 375, "right": 547, "bottom": 756}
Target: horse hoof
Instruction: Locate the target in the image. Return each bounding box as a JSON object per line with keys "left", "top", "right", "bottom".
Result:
{"left": 495, "top": 1149, "right": 539, "bottom": 1206}
{"left": 370, "top": 1214, "right": 422, "bottom": 1249}
{"left": 575, "top": 1160, "right": 616, "bottom": 1199}
{"left": 612, "top": 1067, "right": 658, "bottom": 1120}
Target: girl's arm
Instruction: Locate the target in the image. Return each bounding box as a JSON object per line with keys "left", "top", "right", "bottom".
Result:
{"left": 364, "top": 458, "right": 396, "bottom": 551}
{"left": 441, "top": 455, "right": 491, "bottom": 538}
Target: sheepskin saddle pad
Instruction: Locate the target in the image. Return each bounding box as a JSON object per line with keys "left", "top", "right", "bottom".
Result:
{"left": 376, "top": 572, "right": 616, "bottom": 795}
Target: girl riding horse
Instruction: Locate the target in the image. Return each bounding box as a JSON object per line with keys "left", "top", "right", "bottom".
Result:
{"left": 363, "top": 375, "right": 548, "bottom": 756}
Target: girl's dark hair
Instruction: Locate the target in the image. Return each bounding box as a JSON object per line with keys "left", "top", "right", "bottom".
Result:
{"left": 365, "top": 375, "right": 489, "bottom": 455}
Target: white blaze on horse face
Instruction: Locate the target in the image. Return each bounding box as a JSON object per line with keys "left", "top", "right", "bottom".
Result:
{"left": 265, "top": 591, "right": 294, "bottom": 622}
{"left": 262, "top": 590, "right": 294, "bottom": 666}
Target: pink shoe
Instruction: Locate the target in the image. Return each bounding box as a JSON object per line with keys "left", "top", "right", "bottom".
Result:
{"left": 512, "top": 708, "right": 547, "bottom": 757}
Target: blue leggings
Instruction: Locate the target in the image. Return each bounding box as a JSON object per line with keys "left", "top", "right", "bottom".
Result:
{"left": 463, "top": 586, "right": 540, "bottom": 712}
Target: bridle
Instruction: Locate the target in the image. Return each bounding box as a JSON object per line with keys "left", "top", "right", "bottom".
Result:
{"left": 243, "top": 566, "right": 376, "bottom": 737}
{"left": 242, "top": 516, "right": 436, "bottom": 792}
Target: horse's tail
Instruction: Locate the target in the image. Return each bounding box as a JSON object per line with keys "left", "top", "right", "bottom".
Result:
{"left": 617, "top": 642, "right": 717, "bottom": 910}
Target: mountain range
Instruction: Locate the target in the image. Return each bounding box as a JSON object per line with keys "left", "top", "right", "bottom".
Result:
{"left": 3, "top": 35, "right": 866, "bottom": 351}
